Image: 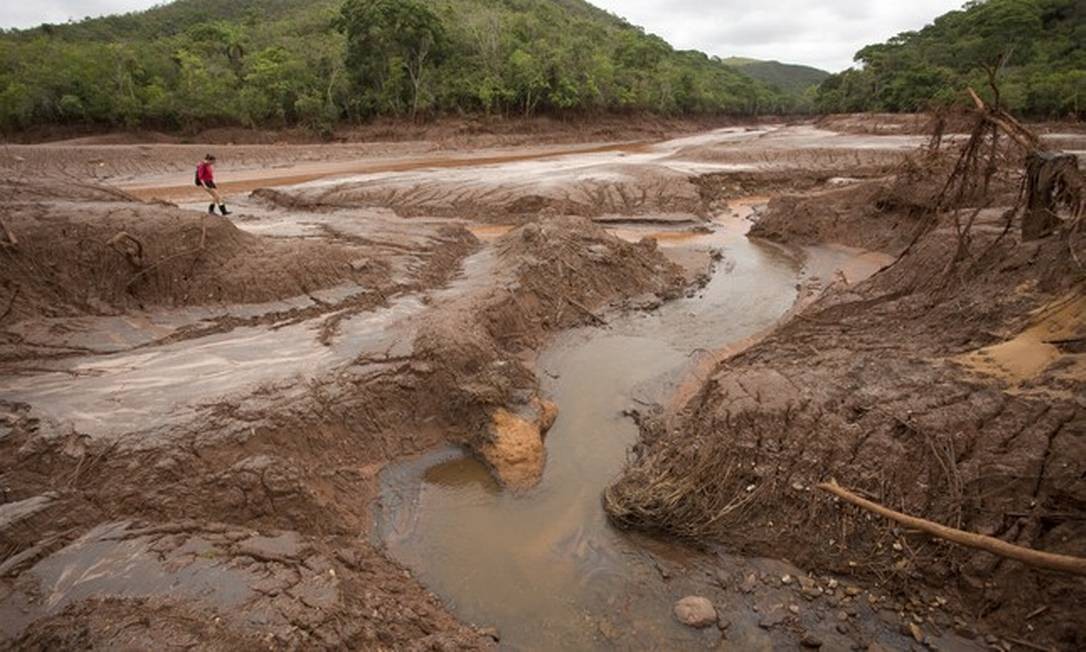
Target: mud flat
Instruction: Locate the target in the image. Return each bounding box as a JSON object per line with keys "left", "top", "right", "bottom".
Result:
{"left": 3, "top": 119, "right": 1074, "bottom": 649}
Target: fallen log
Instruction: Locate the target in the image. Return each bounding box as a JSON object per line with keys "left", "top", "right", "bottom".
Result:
{"left": 818, "top": 479, "right": 1086, "bottom": 576}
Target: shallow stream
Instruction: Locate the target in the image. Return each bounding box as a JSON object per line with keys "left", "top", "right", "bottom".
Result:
{"left": 376, "top": 222, "right": 887, "bottom": 649}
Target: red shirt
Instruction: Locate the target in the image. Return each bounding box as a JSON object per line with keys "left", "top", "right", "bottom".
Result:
{"left": 197, "top": 162, "right": 215, "bottom": 183}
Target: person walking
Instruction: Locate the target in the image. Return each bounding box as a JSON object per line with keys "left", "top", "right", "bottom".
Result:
{"left": 195, "top": 154, "right": 231, "bottom": 216}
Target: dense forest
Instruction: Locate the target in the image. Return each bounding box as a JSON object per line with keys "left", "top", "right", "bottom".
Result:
{"left": 0, "top": 0, "right": 790, "bottom": 134}
{"left": 816, "top": 0, "right": 1085, "bottom": 117}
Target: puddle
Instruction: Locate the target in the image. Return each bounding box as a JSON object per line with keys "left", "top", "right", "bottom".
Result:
{"left": 376, "top": 227, "right": 808, "bottom": 649}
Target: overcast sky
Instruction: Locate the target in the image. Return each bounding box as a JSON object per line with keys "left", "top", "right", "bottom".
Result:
{"left": 1, "top": 0, "right": 965, "bottom": 72}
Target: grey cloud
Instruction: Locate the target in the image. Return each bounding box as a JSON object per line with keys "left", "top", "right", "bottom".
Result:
{"left": 592, "top": 0, "right": 965, "bottom": 71}
{"left": 2, "top": 0, "right": 156, "bottom": 29}
{"left": 1, "top": 0, "right": 965, "bottom": 71}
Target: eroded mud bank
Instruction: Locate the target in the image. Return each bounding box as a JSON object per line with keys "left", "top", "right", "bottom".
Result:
{"left": 605, "top": 156, "right": 1086, "bottom": 648}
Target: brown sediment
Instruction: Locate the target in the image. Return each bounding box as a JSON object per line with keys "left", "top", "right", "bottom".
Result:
{"left": 954, "top": 292, "right": 1086, "bottom": 389}
{"left": 4, "top": 117, "right": 1081, "bottom": 650}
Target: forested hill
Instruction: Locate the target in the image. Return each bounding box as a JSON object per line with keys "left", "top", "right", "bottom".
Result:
{"left": 816, "top": 0, "right": 1085, "bottom": 117}
{"left": 0, "top": 0, "right": 790, "bottom": 134}
{"left": 722, "top": 58, "right": 830, "bottom": 96}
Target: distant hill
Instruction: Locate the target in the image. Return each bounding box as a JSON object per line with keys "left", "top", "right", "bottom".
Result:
{"left": 722, "top": 57, "right": 830, "bottom": 95}
{"left": 0, "top": 0, "right": 792, "bottom": 134}
{"left": 815, "top": 0, "right": 1085, "bottom": 117}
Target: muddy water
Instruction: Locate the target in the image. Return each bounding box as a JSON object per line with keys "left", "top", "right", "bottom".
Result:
{"left": 377, "top": 225, "right": 818, "bottom": 649}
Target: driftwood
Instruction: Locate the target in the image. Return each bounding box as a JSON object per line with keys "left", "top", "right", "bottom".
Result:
{"left": 818, "top": 479, "right": 1086, "bottom": 576}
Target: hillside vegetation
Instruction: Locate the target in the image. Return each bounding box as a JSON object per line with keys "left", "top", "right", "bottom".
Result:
{"left": 722, "top": 57, "right": 829, "bottom": 96}
{"left": 0, "top": 0, "right": 789, "bottom": 135}
{"left": 816, "top": 0, "right": 1085, "bottom": 117}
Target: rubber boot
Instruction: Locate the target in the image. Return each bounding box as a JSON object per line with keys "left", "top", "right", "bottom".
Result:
{"left": 208, "top": 203, "right": 216, "bottom": 214}
{"left": 218, "top": 204, "right": 231, "bottom": 216}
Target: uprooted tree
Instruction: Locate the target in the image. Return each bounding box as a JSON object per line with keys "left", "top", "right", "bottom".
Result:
{"left": 963, "top": 88, "right": 1084, "bottom": 242}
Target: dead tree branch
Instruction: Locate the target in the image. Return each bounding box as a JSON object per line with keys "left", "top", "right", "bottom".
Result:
{"left": 818, "top": 479, "right": 1086, "bottom": 576}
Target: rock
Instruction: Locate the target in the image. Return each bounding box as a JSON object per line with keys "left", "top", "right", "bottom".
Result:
{"left": 801, "top": 632, "right": 824, "bottom": 648}
{"left": 781, "top": 574, "right": 794, "bottom": 585}
{"left": 740, "top": 573, "right": 758, "bottom": 593}
{"left": 715, "top": 569, "right": 729, "bottom": 587}
{"left": 788, "top": 605, "right": 801, "bottom": 615}
{"left": 479, "top": 627, "right": 500, "bottom": 642}
{"left": 908, "top": 623, "right": 925, "bottom": 643}
{"left": 758, "top": 607, "right": 787, "bottom": 629}
{"left": 845, "top": 587, "right": 862, "bottom": 597}
{"left": 674, "top": 596, "right": 717, "bottom": 628}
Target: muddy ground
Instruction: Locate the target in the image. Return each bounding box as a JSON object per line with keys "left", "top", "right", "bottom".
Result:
{"left": 606, "top": 132, "right": 1086, "bottom": 648}
{"left": 0, "top": 116, "right": 1082, "bottom": 650}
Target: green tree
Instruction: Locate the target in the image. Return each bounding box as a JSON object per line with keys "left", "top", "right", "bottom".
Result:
{"left": 338, "top": 0, "right": 446, "bottom": 118}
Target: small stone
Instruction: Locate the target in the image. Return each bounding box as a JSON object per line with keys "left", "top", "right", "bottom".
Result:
{"left": 715, "top": 570, "right": 729, "bottom": 587}
{"left": 789, "top": 605, "right": 801, "bottom": 615}
{"left": 781, "top": 574, "right": 794, "bottom": 585}
{"left": 740, "top": 573, "right": 758, "bottom": 593}
{"left": 845, "top": 587, "right": 863, "bottom": 597}
{"left": 673, "top": 596, "right": 717, "bottom": 629}
{"left": 836, "top": 611, "right": 850, "bottom": 622}
{"left": 836, "top": 623, "right": 849, "bottom": 634}
{"left": 479, "top": 627, "right": 500, "bottom": 642}
{"left": 758, "top": 608, "right": 787, "bottom": 629}
{"left": 908, "top": 623, "right": 925, "bottom": 643}
{"left": 801, "top": 632, "right": 824, "bottom": 648}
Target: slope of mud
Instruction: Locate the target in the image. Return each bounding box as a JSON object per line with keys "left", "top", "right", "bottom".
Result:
{"left": 0, "top": 173, "right": 685, "bottom": 648}
{"left": 415, "top": 217, "right": 685, "bottom": 487}
{"left": 605, "top": 175, "right": 1086, "bottom": 647}
{"left": 0, "top": 180, "right": 395, "bottom": 323}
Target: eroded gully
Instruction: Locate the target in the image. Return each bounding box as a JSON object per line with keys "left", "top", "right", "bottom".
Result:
{"left": 371, "top": 211, "right": 962, "bottom": 650}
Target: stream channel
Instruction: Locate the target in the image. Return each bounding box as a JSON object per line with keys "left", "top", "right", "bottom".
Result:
{"left": 376, "top": 217, "right": 898, "bottom": 650}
